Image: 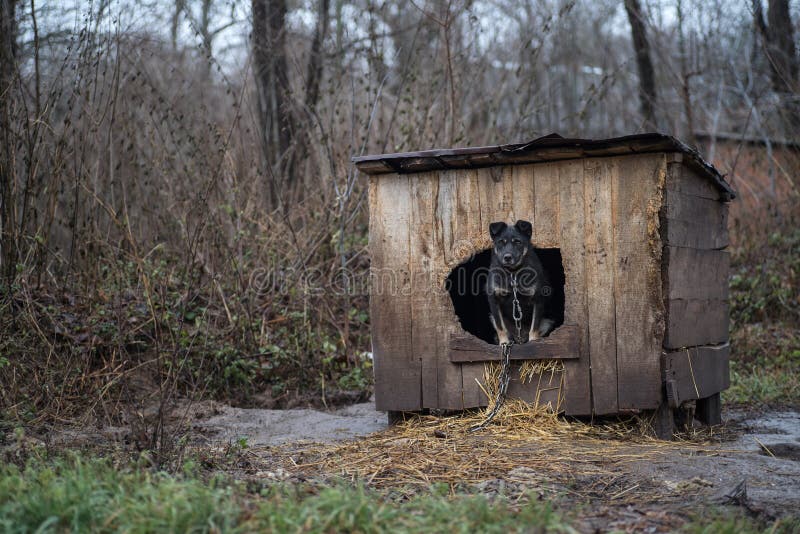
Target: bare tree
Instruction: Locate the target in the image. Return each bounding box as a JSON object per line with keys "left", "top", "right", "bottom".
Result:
{"left": 305, "top": 0, "right": 330, "bottom": 114}
{"left": 753, "top": 0, "right": 800, "bottom": 133}
{"left": 624, "top": 0, "right": 659, "bottom": 131}
{"left": 170, "top": 0, "right": 186, "bottom": 50}
{"left": 252, "top": 0, "right": 294, "bottom": 208}
{"left": 0, "top": 0, "right": 18, "bottom": 284}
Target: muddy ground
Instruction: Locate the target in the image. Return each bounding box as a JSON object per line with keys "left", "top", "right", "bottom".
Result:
{"left": 19, "top": 401, "right": 800, "bottom": 531}
{"left": 185, "top": 401, "right": 800, "bottom": 530}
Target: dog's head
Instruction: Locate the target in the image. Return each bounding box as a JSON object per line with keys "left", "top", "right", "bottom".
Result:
{"left": 489, "top": 220, "right": 532, "bottom": 270}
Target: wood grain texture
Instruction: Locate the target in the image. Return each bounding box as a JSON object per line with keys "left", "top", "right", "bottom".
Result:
{"left": 409, "top": 173, "right": 441, "bottom": 409}
{"left": 510, "top": 165, "right": 536, "bottom": 225}
{"left": 448, "top": 325, "right": 580, "bottom": 362}
{"left": 533, "top": 162, "right": 560, "bottom": 247}
{"left": 435, "top": 169, "right": 466, "bottom": 410}
{"left": 664, "top": 247, "right": 729, "bottom": 300}
{"left": 369, "top": 175, "right": 420, "bottom": 411}
{"left": 584, "top": 158, "right": 619, "bottom": 415}
{"left": 662, "top": 343, "right": 731, "bottom": 405}
{"left": 666, "top": 162, "right": 724, "bottom": 200}
{"left": 558, "top": 160, "right": 592, "bottom": 415}
{"left": 664, "top": 299, "right": 729, "bottom": 349}
{"left": 696, "top": 392, "right": 722, "bottom": 425}
{"left": 460, "top": 167, "right": 516, "bottom": 407}
{"left": 663, "top": 188, "right": 728, "bottom": 249}
{"left": 506, "top": 366, "right": 563, "bottom": 410}
{"left": 613, "top": 154, "right": 664, "bottom": 411}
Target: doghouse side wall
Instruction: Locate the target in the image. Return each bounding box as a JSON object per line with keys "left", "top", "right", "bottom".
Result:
{"left": 369, "top": 153, "right": 668, "bottom": 415}
{"left": 660, "top": 158, "right": 731, "bottom": 404}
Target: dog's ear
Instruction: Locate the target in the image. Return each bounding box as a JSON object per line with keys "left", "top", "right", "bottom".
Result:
{"left": 514, "top": 220, "right": 533, "bottom": 239}
{"left": 489, "top": 222, "right": 507, "bottom": 239}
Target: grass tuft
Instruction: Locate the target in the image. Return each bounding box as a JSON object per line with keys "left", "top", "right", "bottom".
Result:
{"left": 0, "top": 453, "right": 572, "bottom": 533}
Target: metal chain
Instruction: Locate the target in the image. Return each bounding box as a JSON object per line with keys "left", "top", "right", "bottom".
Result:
{"left": 510, "top": 273, "right": 523, "bottom": 343}
{"left": 468, "top": 342, "right": 513, "bottom": 432}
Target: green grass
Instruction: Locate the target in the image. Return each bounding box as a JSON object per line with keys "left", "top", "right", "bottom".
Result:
{"left": 726, "top": 227, "right": 800, "bottom": 407}
{"left": 723, "top": 322, "right": 800, "bottom": 406}
{"left": 725, "top": 360, "right": 800, "bottom": 406}
{"left": 2, "top": 453, "right": 797, "bottom": 533}
{"left": 682, "top": 510, "right": 800, "bottom": 534}
{"left": 0, "top": 455, "right": 243, "bottom": 533}
{"left": 0, "top": 454, "right": 571, "bottom": 533}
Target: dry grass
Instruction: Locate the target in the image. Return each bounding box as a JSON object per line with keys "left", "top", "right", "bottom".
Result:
{"left": 260, "top": 378, "right": 734, "bottom": 506}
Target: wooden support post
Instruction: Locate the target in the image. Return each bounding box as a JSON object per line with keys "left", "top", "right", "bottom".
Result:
{"left": 696, "top": 392, "right": 722, "bottom": 426}
{"left": 653, "top": 401, "right": 675, "bottom": 440}
{"left": 653, "top": 384, "right": 675, "bottom": 440}
{"left": 387, "top": 411, "right": 408, "bottom": 426}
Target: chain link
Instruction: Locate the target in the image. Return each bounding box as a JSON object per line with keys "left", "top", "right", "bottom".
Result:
{"left": 468, "top": 342, "right": 513, "bottom": 432}
{"left": 510, "top": 272, "right": 523, "bottom": 343}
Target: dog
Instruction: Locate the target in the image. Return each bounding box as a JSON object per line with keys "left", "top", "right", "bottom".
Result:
{"left": 486, "top": 220, "right": 555, "bottom": 344}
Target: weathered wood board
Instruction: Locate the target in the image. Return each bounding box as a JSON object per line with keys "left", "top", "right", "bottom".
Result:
{"left": 662, "top": 343, "right": 731, "bottom": 406}
{"left": 662, "top": 189, "right": 728, "bottom": 249}
{"left": 460, "top": 166, "right": 516, "bottom": 408}
{"left": 664, "top": 299, "right": 729, "bottom": 349}
{"left": 365, "top": 145, "right": 730, "bottom": 417}
{"left": 664, "top": 247, "right": 729, "bottom": 300}
{"left": 409, "top": 172, "right": 441, "bottom": 409}
{"left": 533, "top": 163, "right": 560, "bottom": 248}
{"left": 558, "top": 159, "right": 591, "bottom": 415}
{"left": 584, "top": 158, "right": 619, "bottom": 415}
{"left": 612, "top": 154, "right": 665, "bottom": 411}
{"left": 369, "top": 175, "right": 420, "bottom": 411}
{"left": 666, "top": 161, "right": 724, "bottom": 200}
{"left": 449, "top": 325, "right": 580, "bottom": 362}
{"left": 436, "top": 169, "right": 472, "bottom": 410}
{"left": 506, "top": 366, "right": 563, "bottom": 410}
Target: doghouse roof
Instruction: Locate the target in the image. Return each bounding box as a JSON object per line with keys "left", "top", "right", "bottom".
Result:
{"left": 353, "top": 133, "right": 736, "bottom": 200}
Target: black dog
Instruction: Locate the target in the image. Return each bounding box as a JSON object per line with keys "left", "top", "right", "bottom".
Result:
{"left": 486, "top": 220, "right": 554, "bottom": 344}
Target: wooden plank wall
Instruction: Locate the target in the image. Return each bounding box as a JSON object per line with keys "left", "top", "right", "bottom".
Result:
{"left": 583, "top": 158, "right": 619, "bottom": 414}
{"left": 613, "top": 155, "right": 666, "bottom": 411}
{"left": 559, "top": 160, "right": 592, "bottom": 415}
{"left": 369, "top": 175, "right": 419, "bottom": 411}
{"left": 370, "top": 154, "right": 669, "bottom": 415}
{"left": 662, "top": 160, "right": 730, "bottom": 350}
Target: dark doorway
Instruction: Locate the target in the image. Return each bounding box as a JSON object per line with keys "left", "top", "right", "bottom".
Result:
{"left": 445, "top": 248, "right": 565, "bottom": 344}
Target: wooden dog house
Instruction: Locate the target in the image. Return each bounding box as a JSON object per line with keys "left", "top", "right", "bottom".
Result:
{"left": 354, "top": 134, "right": 735, "bottom": 432}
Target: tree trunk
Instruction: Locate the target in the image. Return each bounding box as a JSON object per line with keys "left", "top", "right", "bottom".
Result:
{"left": 676, "top": 0, "right": 696, "bottom": 146}
{"left": 624, "top": 0, "right": 659, "bottom": 131}
{"left": 753, "top": 0, "right": 800, "bottom": 134}
{"left": 0, "top": 0, "right": 18, "bottom": 285}
{"left": 252, "top": 0, "right": 294, "bottom": 209}
{"left": 170, "top": 0, "right": 185, "bottom": 50}
{"left": 305, "top": 0, "right": 330, "bottom": 114}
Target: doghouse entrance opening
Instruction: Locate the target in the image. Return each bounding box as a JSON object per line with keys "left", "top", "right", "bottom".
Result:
{"left": 445, "top": 248, "right": 565, "bottom": 344}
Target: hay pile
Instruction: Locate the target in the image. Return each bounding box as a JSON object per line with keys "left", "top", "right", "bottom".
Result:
{"left": 264, "top": 362, "right": 729, "bottom": 502}
{"left": 283, "top": 357, "right": 662, "bottom": 496}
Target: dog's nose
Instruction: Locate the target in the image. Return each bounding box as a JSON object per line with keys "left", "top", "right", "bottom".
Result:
{"left": 503, "top": 254, "right": 513, "bottom": 263}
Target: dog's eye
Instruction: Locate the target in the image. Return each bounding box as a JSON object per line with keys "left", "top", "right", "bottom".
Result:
{"left": 512, "top": 239, "right": 521, "bottom": 245}
{"left": 499, "top": 239, "right": 506, "bottom": 245}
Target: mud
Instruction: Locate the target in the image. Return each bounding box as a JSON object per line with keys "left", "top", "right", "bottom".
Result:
{"left": 190, "top": 401, "right": 386, "bottom": 446}
{"left": 190, "top": 402, "right": 800, "bottom": 528}
{"left": 628, "top": 408, "right": 800, "bottom": 521}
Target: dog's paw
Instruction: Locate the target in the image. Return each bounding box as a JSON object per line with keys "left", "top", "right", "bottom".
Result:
{"left": 538, "top": 319, "right": 556, "bottom": 337}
